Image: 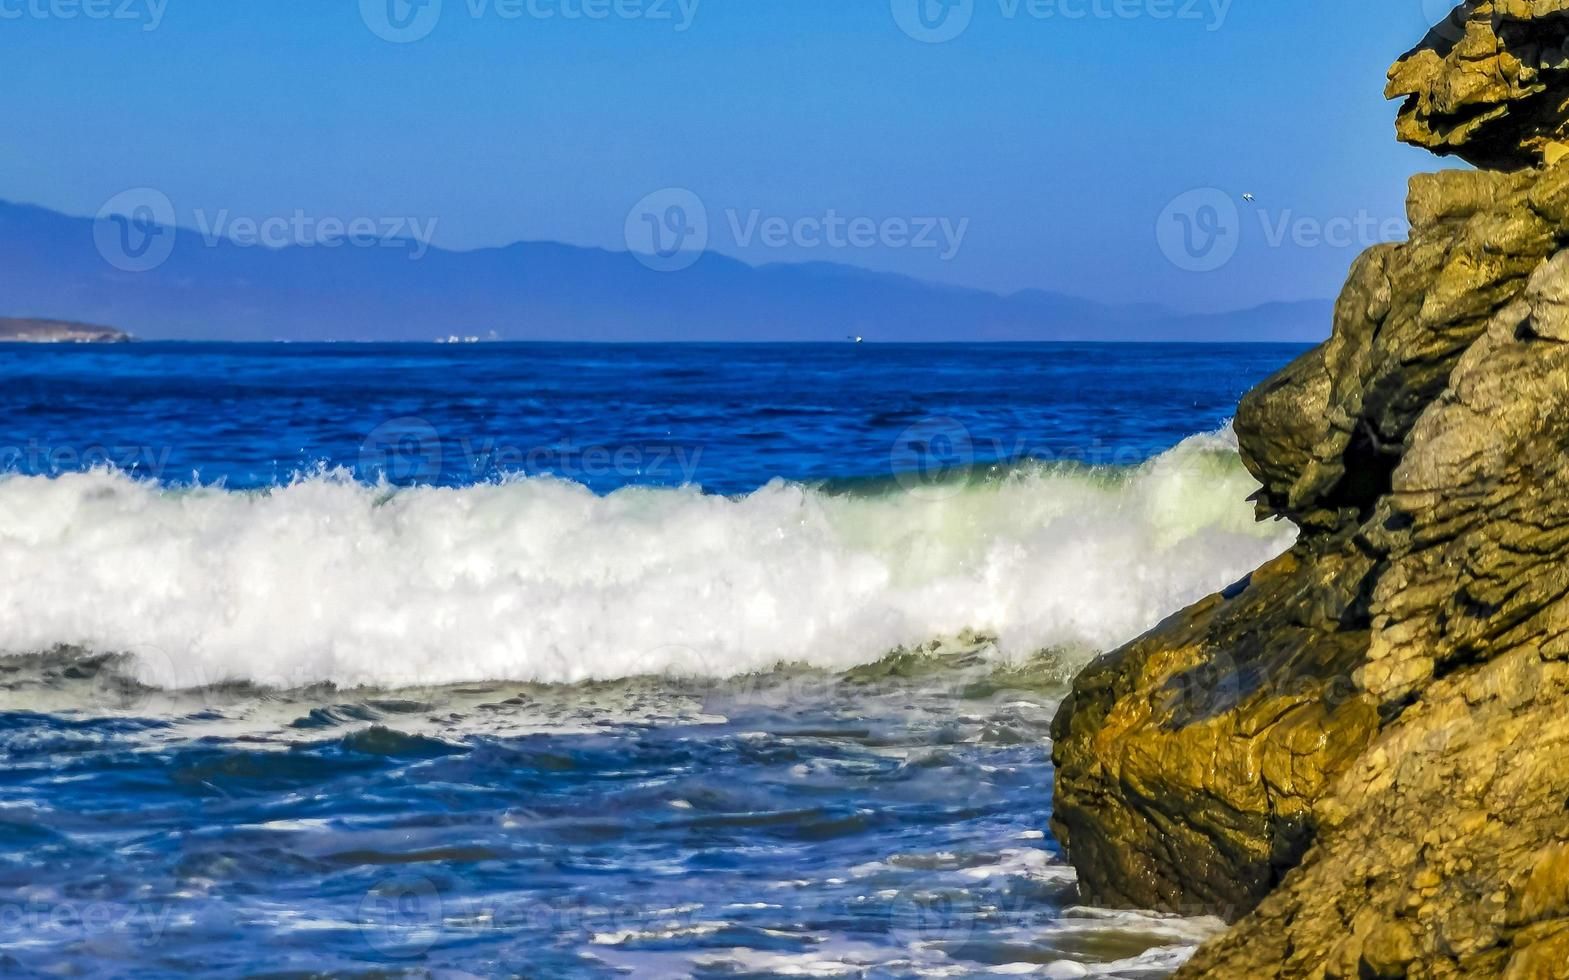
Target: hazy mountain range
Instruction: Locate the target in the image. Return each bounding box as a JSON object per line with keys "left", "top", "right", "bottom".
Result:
{"left": 0, "top": 199, "right": 1332, "bottom": 343}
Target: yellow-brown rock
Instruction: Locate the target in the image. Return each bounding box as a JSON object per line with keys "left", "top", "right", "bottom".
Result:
{"left": 1051, "top": 162, "right": 1569, "bottom": 922}
{"left": 1177, "top": 248, "right": 1569, "bottom": 977}
{"left": 1050, "top": 6, "right": 1569, "bottom": 974}
{"left": 1389, "top": 1, "right": 1569, "bottom": 170}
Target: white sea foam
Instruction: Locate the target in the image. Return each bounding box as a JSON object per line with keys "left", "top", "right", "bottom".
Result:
{"left": 0, "top": 428, "right": 1293, "bottom": 690}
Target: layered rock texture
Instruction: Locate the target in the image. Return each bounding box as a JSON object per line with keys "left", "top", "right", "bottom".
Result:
{"left": 1390, "top": 1, "right": 1569, "bottom": 170}
{"left": 1051, "top": 3, "right": 1569, "bottom": 976}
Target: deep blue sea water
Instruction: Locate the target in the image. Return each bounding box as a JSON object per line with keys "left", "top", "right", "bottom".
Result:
{"left": 1, "top": 342, "right": 1301, "bottom": 492}
{"left": 0, "top": 343, "right": 1304, "bottom": 978}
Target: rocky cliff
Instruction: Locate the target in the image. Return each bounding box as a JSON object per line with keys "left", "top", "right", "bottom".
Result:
{"left": 1390, "top": 1, "right": 1569, "bottom": 170}
{"left": 1050, "top": 3, "right": 1569, "bottom": 976}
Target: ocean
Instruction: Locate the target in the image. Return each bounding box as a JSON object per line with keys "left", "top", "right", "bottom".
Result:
{"left": 0, "top": 342, "right": 1303, "bottom": 977}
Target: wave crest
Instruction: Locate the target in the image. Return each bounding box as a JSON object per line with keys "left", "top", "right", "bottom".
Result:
{"left": 0, "top": 429, "right": 1293, "bottom": 690}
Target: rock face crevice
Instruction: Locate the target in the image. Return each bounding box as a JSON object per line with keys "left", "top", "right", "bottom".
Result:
{"left": 1052, "top": 160, "right": 1569, "bottom": 921}
{"left": 1183, "top": 249, "right": 1569, "bottom": 978}
{"left": 1050, "top": 531, "right": 1382, "bottom": 916}
{"left": 1050, "top": 4, "right": 1569, "bottom": 975}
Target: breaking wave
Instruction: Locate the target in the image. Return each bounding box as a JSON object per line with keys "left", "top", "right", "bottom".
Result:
{"left": 0, "top": 428, "right": 1293, "bottom": 690}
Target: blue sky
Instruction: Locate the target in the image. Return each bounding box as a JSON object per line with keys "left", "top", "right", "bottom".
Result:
{"left": 2, "top": 0, "right": 1458, "bottom": 313}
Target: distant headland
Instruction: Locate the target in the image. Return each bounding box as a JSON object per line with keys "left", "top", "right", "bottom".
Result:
{"left": 0, "top": 317, "right": 131, "bottom": 343}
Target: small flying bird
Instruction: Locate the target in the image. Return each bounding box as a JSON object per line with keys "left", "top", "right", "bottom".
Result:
{"left": 1242, "top": 193, "right": 1256, "bottom": 203}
